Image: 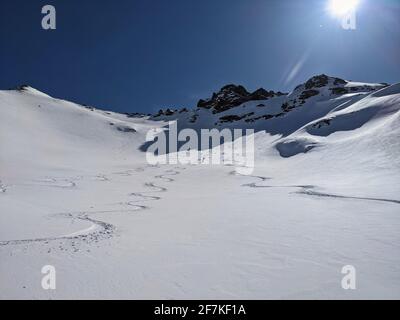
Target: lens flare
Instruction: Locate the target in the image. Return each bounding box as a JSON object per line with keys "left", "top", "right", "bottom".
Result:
{"left": 328, "top": 0, "right": 360, "bottom": 16}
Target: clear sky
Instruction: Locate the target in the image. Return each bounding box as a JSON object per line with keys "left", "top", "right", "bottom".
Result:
{"left": 1, "top": 0, "right": 399, "bottom": 113}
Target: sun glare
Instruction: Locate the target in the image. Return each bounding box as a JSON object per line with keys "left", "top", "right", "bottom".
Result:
{"left": 328, "top": 0, "right": 360, "bottom": 16}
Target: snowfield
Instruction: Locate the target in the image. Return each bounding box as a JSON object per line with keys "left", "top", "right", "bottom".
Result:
{"left": 1, "top": 79, "right": 399, "bottom": 299}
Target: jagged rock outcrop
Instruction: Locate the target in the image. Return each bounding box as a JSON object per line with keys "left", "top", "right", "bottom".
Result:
{"left": 197, "top": 84, "right": 285, "bottom": 114}
{"left": 149, "top": 75, "right": 388, "bottom": 127}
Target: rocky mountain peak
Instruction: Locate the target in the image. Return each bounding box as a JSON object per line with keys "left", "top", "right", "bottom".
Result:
{"left": 304, "top": 74, "right": 347, "bottom": 90}
{"left": 13, "top": 84, "right": 31, "bottom": 91}
{"left": 197, "top": 84, "right": 286, "bottom": 114}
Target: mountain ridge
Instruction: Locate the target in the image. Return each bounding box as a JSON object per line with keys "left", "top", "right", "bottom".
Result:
{"left": 7, "top": 73, "right": 389, "bottom": 121}
{"left": 151, "top": 74, "right": 389, "bottom": 125}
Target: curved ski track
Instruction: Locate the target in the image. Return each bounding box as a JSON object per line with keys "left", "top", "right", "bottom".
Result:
{"left": 0, "top": 167, "right": 184, "bottom": 248}
{"left": 230, "top": 171, "right": 400, "bottom": 205}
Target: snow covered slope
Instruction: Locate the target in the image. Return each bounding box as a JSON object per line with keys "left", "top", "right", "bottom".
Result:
{"left": 0, "top": 85, "right": 159, "bottom": 179}
{"left": 277, "top": 82, "right": 400, "bottom": 157}
{"left": 1, "top": 77, "right": 399, "bottom": 299}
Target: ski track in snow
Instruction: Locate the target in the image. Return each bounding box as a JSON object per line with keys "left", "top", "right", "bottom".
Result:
{"left": 91, "top": 174, "right": 109, "bottom": 181}
{"left": 230, "top": 171, "right": 400, "bottom": 205}
{"left": 0, "top": 180, "right": 6, "bottom": 193}
{"left": 0, "top": 211, "right": 116, "bottom": 247}
{"left": 125, "top": 170, "right": 180, "bottom": 207}
{"left": 297, "top": 189, "right": 400, "bottom": 205}
{"left": 22, "top": 177, "right": 78, "bottom": 189}
{"left": 228, "top": 170, "right": 272, "bottom": 187}
{"left": 0, "top": 167, "right": 184, "bottom": 249}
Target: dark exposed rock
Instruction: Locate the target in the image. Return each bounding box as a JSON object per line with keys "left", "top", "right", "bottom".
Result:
{"left": 245, "top": 114, "right": 274, "bottom": 123}
{"left": 303, "top": 74, "right": 346, "bottom": 91}
{"left": 330, "top": 87, "right": 349, "bottom": 95}
{"left": 312, "top": 119, "right": 332, "bottom": 128}
{"left": 219, "top": 112, "right": 255, "bottom": 123}
{"left": 219, "top": 115, "right": 245, "bottom": 123}
{"left": 152, "top": 108, "right": 176, "bottom": 117}
{"left": 334, "top": 77, "right": 347, "bottom": 86}
{"left": 15, "top": 84, "right": 30, "bottom": 91}
{"left": 221, "top": 84, "right": 249, "bottom": 96}
{"left": 197, "top": 84, "right": 286, "bottom": 114}
{"left": 299, "top": 89, "right": 319, "bottom": 100}
{"left": 116, "top": 126, "right": 137, "bottom": 133}
{"left": 305, "top": 74, "right": 329, "bottom": 89}
{"left": 197, "top": 99, "right": 212, "bottom": 109}
{"left": 125, "top": 112, "right": 146, "bottom": 118}
{"left": 153, "top": 109, "right": 164, "bottom": 117}
{"left": 189, "top": 114, "right": 198, "bottom": 123}
{"left": 249, "top": 88, "right": 277, "bottom": 100}
{"left": 164, "top": 108, "right": 175, "bottom": 116}
{"left": 198, "top": 84, "right": 249, "bottom": 113}
{"left": 281, "top": 102, "right": 295, "bottom": 112}
{"left": 274, "top": 112, "right": 285, "bottom": 118}
{"left": 294, "top": 84, "right": 303, "bottom": 91}
{"left": 150, "top": 75, "right": 385, "bottom": 126}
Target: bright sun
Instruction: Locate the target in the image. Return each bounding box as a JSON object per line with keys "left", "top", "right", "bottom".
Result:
{"left": 328, "top": 0, "right": 360, "bottom": 16}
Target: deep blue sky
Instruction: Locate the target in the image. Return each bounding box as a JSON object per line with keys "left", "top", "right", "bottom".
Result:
{"left": 1, "top": 0, "right": 399, "bottom": 113}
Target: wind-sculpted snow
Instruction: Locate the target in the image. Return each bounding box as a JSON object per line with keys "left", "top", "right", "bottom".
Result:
{"left": 275, "top": 138, "right": 319, "bottom": 158}
{"left": 370, "top": 83, "right": 400, "bottom": 98}
{"left": 272, "top": 83, "right": 400, "bottom": 158}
